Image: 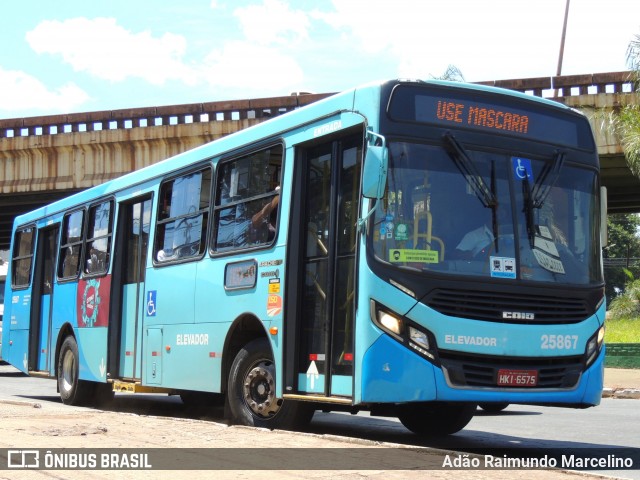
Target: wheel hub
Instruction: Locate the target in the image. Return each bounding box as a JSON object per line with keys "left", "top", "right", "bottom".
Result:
{"left": 243, "top": 361, "right": 280, "bottom": 418}
{"left": 61, "top": 350, "right": 76, "bottom": 393}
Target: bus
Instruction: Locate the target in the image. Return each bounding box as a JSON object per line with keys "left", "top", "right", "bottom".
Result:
{"left": 1, "top": 79, "right": 606, "bottom": 435}
{"left": 0, "top": 259, "right": 6, "bottom": 356}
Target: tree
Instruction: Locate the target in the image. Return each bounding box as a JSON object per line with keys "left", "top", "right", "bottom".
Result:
{"left": 431, "top": 65, "right": 465, "bottom": 82}
{"left": 606, "top": 213, "right": 640, "bottom": 259}
{"left": 601, "top": 34, "right": 640, "bottom": 310}
{"left": 604, "top": 213, "right": 640, "bottom": 306}
{"left": 608, "top": 34, "right": 640, "bottom": 176}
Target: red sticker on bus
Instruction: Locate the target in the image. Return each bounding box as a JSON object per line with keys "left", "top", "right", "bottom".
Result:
{"left": 76, "top": 276, "right": 111, "bottom": 327}
{"left": 267, "top": 294, "right": 282, "bottom": 317}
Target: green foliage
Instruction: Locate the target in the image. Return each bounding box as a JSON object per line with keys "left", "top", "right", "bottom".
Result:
{"left": 626, "top": 33, "right": 640, "bottom": 72}
{"left": 608, "top": 34, "right": 640, "bottom": 177}
{"left": 603, "top": 213, "right": 640, "bottom": 304}
{"left": 612, "top": 104, "right": 640, "bottom": 177}
{"left": 608, "top": 279, "right": 640, "bottom": 320}
{"left": 606, "top": 213, "right": 640, "bottom": 258}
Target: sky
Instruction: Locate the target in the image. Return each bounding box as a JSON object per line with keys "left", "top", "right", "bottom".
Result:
{"left": 1, "top": 0, "right": 640, "bottom": 119}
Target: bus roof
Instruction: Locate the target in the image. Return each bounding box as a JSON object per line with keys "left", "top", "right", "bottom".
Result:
{"left": 12, "top": 79, "right": 579, "bottom": 229}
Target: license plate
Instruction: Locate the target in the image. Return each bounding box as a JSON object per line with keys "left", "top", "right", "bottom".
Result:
{"left": 497, "top": 369, "right": 538, "bottom": 387}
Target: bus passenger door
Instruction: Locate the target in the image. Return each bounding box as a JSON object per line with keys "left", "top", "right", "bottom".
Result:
{"left": 286, "top": 132, "right": 362, "bottom": 398}
{"left": 29, "top": 225, "right": 59, "bottom": 373}
{"left": 114, "top": 197, "right": 151, "bottom": 380}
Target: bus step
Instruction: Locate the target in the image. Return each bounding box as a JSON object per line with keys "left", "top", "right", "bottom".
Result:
{"left": 283, "top": 393, "right": 353, "bottom": 405}
{"left": 111, "top": 380, "right": 173, "bottom": 394}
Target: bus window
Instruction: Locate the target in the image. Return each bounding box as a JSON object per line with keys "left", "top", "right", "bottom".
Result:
{"left": 11, "top": 227, "right": 35, "bottom": 288}
{"left": 58, "top": 210, "right": 84, "bottom": 279}
{"left": 154, "top": 168, "right": 211, "bottom": 263}
{"left": 85, "top": 201, "right": 113, "bottom": 275}
{"left": 213, "top": 145, "right": 282, "bottom": 252}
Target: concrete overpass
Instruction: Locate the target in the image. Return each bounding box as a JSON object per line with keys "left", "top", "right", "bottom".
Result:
{"left": 0, "top": 71, "right": 638, "bottom": 249}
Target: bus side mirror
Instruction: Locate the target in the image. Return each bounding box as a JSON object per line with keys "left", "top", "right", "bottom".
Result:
{"left": 600, "top": 186, "right": 608, "bottom": 248}
{"left": 362, "top": 133, "right": 388, "bottom": 199}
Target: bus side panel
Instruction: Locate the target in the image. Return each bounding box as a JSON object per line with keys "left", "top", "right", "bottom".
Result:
{"left": 5, "top": 328, "right": 29, "bottom": 373}
{"left": 144, "top": 263, "right": 197, "bottom": 328}
{"left": 5, "top": 290, "right": 33, "bottom": 373}
{"left": 148, "top": 322, "right": 224, "bottom": 391}
{"left": 8, "top": 290, "right": 32, "bottom": 330}
{"left": 50, "top": 283, "right": 80, "bottom": 376}
{"left": 191, "top": 250, "right": 283, "bottom": 393}
{"left": 75, "top": 326, "right": 109, "bottom": 382}
{"left": 143, "top": 261, "right": 212, "bottom": 390}
{"left": 52, "top": 283, "right": 79, "bottom": 331}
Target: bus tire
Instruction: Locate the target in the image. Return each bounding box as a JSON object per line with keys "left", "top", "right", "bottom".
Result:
{"left": 57, "top": 336, "right": 94, "bottom": 406}
{"left": 479, "top": 402, "right": 509, "bottom": 413}
{"left": 397, "top": 402, "right": 476, "bottom": 436}
{"left": 227, "top": 338, "right": 314, "bottom": 430}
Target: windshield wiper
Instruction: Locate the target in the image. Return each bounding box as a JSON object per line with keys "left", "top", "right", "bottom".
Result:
{"left": 522, "top": 175, "right": 536, "bottom": 248}
{"left": 532, "top": 150, "right": 565, "bottom": 208}
{"left": 521, "top": 151, "right": 565, "bottom": 248}
{"left": 443, "top": 132, "right": 497, "bottom": 208}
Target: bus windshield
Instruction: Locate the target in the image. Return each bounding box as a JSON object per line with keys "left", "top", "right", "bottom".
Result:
{"left": 371, "top": 140, "right": 601, "bottom": 285}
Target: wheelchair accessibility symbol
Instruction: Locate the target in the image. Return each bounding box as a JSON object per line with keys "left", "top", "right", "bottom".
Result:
{"left": 512, "top": 157, "right": 533, "bottom": 181}
{"left": 147, "top": 290, "right": 157, "bottom": 316}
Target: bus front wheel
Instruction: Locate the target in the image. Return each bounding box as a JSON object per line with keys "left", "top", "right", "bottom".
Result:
{"left": 397, "top": 402, "right": 476, "bottom": 436}
{"left": 57, "top": 336, "right": 95, "bottom": 406}
{"left": 227, "top": 338, "right": 314, "bottom": 430}
{"left": 479, "top": 402, "right": 509, "bottom": 413}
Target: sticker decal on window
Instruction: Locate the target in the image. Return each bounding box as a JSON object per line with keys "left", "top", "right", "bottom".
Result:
{"left": 533, "top": 249, "right": 566, "bottom": 274}
{"left": 490, "top": 256, "right": 516, "bottom": 279}
{"left": 389, "top": 249, "right": 439, "bottom": 263}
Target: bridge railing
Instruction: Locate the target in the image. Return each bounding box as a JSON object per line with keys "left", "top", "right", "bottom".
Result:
{"left": 0, "top": 93, "right": 333, "bottom": 139}
{"left": 0, "top": 71, "right": 636, "bottom": 139}
{"left": 476, "top": 70, "right": 636, "bottom": 97}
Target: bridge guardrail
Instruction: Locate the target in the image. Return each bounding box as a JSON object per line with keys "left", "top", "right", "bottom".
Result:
{"left": 0, "top": 93, "right": 333, "bottom": 139}
{"left": 477, "top": 71, "right": 636, "bottom": 97}
{"left": 0, "top": 71, "right": 636, "bottom": 139}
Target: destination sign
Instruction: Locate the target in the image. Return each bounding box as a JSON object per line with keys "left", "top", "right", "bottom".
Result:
{"left": 434, "top": 100, "right": 529, "bottom": 134}
{"left": 387, "top": 84, "right": 595, "bottom": 150}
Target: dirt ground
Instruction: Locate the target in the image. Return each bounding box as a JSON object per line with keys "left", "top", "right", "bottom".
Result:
{"left": 0, "top": 398, "right": 614, "bottom": 480}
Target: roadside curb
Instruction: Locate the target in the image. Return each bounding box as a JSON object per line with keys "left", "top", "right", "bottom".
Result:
{"left": 602, "top": 387, "right": 640, "bottom": 399}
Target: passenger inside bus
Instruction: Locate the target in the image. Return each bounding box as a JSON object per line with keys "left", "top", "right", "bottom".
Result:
{"left": 250, "top": 185, "right": 280, "bottom": 242}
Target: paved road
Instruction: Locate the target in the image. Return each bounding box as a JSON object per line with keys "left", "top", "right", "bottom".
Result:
{"left": 309, "top": 403, "right": 640, "bottom": 479}
{"left": 1, "top": 362, "right": 638, "bottom": 479}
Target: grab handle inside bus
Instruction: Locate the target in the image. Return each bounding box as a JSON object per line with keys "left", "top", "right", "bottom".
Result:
{"left": 362, "top": 130, "right": 388, "bottom": 199}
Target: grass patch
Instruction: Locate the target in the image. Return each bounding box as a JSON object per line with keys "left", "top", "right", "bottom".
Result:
{"left": 605, "top": 317, "right": 640, "bottom": 343}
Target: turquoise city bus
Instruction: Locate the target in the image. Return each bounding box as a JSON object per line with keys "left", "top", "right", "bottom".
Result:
{"left": 1, "top": 79, "right": 606, "bottom": 435}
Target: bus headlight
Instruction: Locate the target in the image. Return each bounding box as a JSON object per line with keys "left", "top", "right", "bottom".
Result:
{"left": 585, "top": 325, "right": 605, "bottom": 367}
{"left": 371, "top": 301, "right": 437, "bottom": 362}
{"left": 377, "top": 310, "right": 404, "bottom": 337}
{"left": 408, "top": 326, "right": 435, "bottom": 360}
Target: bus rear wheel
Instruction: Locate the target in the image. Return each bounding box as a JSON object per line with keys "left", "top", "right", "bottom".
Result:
{"left": 397, "top": 402, "right": 476, "bottom": 436}
{"left": 57, "top": 336, "right": 96, "bottom": 405}
{"left": 227, "top": 338, "right": 313, "bottom": 430}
